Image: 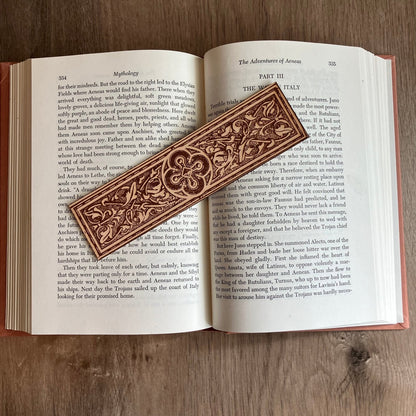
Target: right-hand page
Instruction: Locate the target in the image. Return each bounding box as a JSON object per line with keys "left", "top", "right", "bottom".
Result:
{"left": 203, "top": 41, "right": 403, "bottom": 332}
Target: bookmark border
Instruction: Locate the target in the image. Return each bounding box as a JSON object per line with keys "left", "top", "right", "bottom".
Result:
{"left": 70, "top": 83, "right": 308, "bottom": 259}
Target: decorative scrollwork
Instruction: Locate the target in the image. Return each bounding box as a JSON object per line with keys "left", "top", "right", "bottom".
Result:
{"left": 83, "top": 166, "right": 179, "bottom": 246}
{"left": 70, "top": 84, "right": 308, "bottom": 258}
{"left": 199, "top": 98, "right": 295, "bottom": 180}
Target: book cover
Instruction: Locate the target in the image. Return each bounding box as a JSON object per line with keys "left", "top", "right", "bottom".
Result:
{"left": 0, "top": 48, "right": 409, "bottom": 335}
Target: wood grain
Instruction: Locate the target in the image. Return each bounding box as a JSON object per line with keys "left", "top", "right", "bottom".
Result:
{"left": 1, "top": 0, "right": 415, "bottom": 414}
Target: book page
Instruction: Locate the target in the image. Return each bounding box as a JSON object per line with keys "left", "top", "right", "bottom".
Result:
{"left": 204, "top": 41, "right": 399, "bottom": 332}
{"left": 30, "top": 50, "right": 211, "bottom": 334}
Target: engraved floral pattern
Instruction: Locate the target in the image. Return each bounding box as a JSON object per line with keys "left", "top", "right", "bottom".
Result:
{"left": 199, "top": 99, "right": 295, "bottom": 179}
{"left": 71, "top": 84, "right": 308, "bottom": 258}
{"left": 163, "top": 148, "right": 212, "bottom": 197}
{"left": 83, "top": 166, "right": 179, "bottom": 245}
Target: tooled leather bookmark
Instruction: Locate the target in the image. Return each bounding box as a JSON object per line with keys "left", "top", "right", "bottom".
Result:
{"left": 70, "top": 83, "right": 308, "bottom": 259}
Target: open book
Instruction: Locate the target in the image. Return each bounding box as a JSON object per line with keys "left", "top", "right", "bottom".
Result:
{"left": 0, "top": 41, "right": 408, "bottom": 335}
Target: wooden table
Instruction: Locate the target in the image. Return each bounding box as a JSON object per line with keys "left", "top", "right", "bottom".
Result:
{"left": 1, "top": 0, "right": 415, "bottom": 414}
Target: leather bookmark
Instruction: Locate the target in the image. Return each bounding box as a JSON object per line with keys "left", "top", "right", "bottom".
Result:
{"left": 70, "top": 83, "right": 308, "bottom": 259}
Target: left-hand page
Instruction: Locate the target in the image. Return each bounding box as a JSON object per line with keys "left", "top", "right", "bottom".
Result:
{"left": 28, "top": 50, "right": 210, "bottom": 334}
